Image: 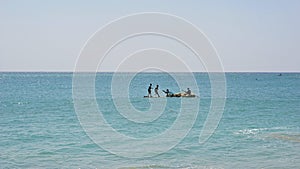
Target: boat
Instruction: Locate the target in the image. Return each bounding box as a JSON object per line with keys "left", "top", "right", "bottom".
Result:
{"left": 166, "top": 92, "right": 197, "bottom": 97}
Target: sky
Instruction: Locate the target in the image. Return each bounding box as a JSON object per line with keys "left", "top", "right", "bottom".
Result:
{"left": 0, "top": 0, "right": 299, "bottom": 72}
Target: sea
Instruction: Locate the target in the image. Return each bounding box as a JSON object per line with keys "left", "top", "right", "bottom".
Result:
{"left": 0, "top": 72, "right": 299, "bottom": 169}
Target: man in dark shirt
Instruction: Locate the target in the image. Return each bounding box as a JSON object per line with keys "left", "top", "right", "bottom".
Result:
{"left": 148, "top": 83, "right": 152, "bottom": 97}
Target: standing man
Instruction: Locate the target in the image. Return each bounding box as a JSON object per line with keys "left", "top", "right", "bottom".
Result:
{"left": 155, "top": 84, "right": 160, "bottom": 97}
{"left": 148, "top": 83, "right": 152, "bottom": 97}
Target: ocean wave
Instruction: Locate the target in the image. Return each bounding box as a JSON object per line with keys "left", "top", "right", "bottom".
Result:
{"left": 233, "top": 128, "right": 268, "bottom": 135}
{"left": 233, "top": 126, "right": 294, "bottom": 136}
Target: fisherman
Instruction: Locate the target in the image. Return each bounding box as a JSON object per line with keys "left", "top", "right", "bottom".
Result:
{"left": 163, "top": 89, "right": 173, "bottom": 97}
{"left": 185, "top": 88, "right": 191, "bottom": 96}
{"left": 154, "top": 85, "right": 160, "bottom": 97}
{"left": 148, "top": 83, "right": 152, "bottom": 97}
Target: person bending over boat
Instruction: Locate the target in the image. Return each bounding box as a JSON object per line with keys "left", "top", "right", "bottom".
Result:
{"left": 162, "top": 89, "right": 174, "bottom": 97}
{"left": 148, "top": 83, "right": 152, "bottom": 97}
{"left": 185, "top": 88, "right": 191, "bottom": 96}
{"left": 154, "top": 85, "right": 160, "bottom": 97}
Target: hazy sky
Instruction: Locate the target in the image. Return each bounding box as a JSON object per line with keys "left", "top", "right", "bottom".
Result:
{"left": 0, "top": 0, "right": 299, "bottom": 72}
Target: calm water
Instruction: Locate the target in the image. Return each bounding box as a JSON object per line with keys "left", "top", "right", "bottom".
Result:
{"left": 0, "top": 72, "right": 299, "bottom": 168}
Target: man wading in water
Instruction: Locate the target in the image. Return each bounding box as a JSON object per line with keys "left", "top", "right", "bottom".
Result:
{"left": 154, "top": 84, "right": 160, "bottom": 97}
{"left": 148, "top": 83, "right": 152, "bottom": 97}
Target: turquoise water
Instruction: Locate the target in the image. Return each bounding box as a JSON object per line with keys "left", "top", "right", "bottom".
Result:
{"left": 0, "top": 72, "right": 299, "bottom": 168}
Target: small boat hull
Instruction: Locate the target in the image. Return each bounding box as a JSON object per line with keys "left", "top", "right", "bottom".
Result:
{"left": 166, "top": 94, "right": 196, "bottom": 97}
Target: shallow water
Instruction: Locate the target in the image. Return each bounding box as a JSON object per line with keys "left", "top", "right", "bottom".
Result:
{"left": 0, "top": 72, "right": 299, "bottom": 168}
